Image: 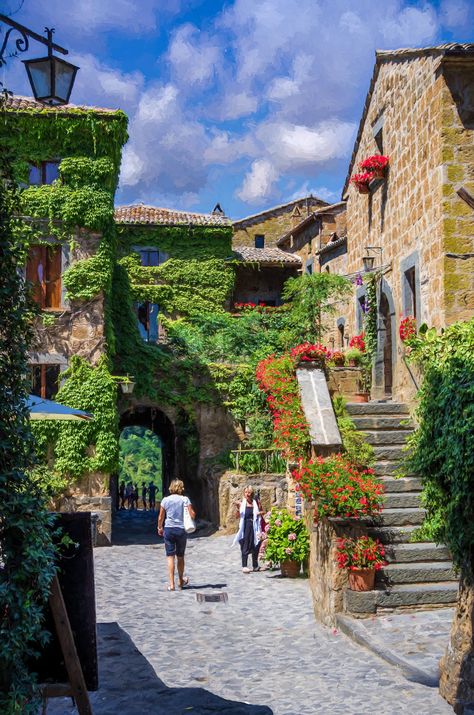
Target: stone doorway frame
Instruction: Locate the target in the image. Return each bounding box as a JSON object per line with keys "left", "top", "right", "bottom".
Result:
{"left": 373, "top": 277, "right": 397, "bottom": 399}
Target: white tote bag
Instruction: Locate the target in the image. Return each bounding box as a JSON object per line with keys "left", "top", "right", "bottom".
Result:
{"left": 183, "top": 503, "right": 196, "bottom": 534}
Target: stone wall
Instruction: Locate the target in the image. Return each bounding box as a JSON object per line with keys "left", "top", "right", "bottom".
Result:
{"left": 304, "top": 510, "right": 367, "bottom": 626}
{"left": 327, "top": 367, "right": 364, "bottom": 399}
{"left": 218, "top": 471, "right": 288, "bottom": 535}
{"left": 340, "top": 55, "right": 473, "bottom": 400}
{"left": 441, "top": 64, "right": 474, "bottom": 325}
{"left": 233, "top": 197, "right": 326, "bottom": 248}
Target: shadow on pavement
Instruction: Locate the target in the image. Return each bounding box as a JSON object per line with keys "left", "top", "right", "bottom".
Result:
{"left": 44, "top": 622, "right": 273, "bottom": 715}
{"left": 111, "top": 509, "right": 217, "bottom": 546}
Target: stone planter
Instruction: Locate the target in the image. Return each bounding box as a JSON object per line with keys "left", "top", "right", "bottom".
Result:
{"left": 348, "top": 568, "right": 375, "bottom": 592}
{"left": 280, "top": 560, "right": 301, "bottom": 577}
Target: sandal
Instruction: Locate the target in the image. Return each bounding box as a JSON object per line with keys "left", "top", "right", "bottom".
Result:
{"left": 167, "top": 586, "right": 175, "bottom": 591}
{"left": 178, "top": 576, "right": 189, "bottom": 590}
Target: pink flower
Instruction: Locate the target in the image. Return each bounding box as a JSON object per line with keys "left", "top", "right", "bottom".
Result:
{"left": 275, "top": 519, "right": 282, "bottom": 526}
{"left": 264, "top": 524, "right": 270, "bottom": 533}
{"left": 288, "top": 533, "right": 297, "bottom": 541}
{"left": 285, "top": 547, "right": 293, "bottom": 555}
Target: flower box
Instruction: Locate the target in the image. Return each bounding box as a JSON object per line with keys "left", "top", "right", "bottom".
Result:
{"left": 350, "top": 172, "right": 374, "bottom": 194}
{"left": 359, "top": 155, "right": 389, "bottom": 180}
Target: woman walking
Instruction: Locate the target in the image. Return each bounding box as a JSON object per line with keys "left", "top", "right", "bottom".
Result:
{"left": 232, "top": 485, "right": 263, "bottom": 573}
{"left": 157, "top": 479, "right": 195, "bottom": 591}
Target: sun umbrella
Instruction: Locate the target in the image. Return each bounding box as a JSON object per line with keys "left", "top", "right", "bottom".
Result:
{"left": 26, "top": 395, "right": 93, "bottom": 421}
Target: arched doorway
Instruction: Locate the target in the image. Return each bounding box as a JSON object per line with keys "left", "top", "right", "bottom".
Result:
{"left": 373, "top": 280, "right": 396, "bottom": 399}
{"left": 117, "top": 406, "right": 176, "bottom": 505}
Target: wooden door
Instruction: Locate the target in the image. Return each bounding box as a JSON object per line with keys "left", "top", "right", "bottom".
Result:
{"left": 26, "top": 244, "right": 61, "bottom": 308}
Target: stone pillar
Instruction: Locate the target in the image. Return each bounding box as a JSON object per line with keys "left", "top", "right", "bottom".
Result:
{"left": 439, "top": 575, "right": 474, "bottom": 713}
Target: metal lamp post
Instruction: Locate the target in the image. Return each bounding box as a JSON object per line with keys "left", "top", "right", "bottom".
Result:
{"left": 0, "top": 14, "right": 78, "bottom": 105}
{"left": 362, "top": 246, "right": 383, "bottom": 272}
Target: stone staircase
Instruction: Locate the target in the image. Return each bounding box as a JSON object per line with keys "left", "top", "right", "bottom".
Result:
{"left": 343, "top": 401, "right": 458, "bottom": 615}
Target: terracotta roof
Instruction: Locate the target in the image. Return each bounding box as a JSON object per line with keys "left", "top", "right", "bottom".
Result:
{"left": 232, "top": 246, "right": 302, "bottom": 265}
{"left": 233, "top": 195, "right": 328, "bottom": 228}
{"left": 3, "top": 94, "right": 122, "bottom": 116}
{"left": 115, "top": 204, "right": 232, "bottom": 227}
{"left": 342, "top": 44, "right": 474, "bottom": 197}
{"left": 277, "top": 201, "right": 347, "bottom": 247}
{"left": 318, "top": 235, "right": 347, "bottom": 255}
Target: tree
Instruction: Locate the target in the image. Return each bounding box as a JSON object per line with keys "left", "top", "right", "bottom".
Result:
{"left": 282, "top": 273, "right": 352, "bottom": 343}
{"left": 0, "top": 99, "right": 57, "bottom": 713}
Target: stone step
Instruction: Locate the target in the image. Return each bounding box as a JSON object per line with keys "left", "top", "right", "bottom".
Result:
{"left": 373, "top": 445, "right": 408, "bottom": 461}
{"left": 376, "top": 561, "right": 457, "bottom": 585}
{"left": 384, "top": 542, "right": 451, "bottom": 563}
{"left": 351, "top": 416, "right": 415, "bottom": 431}
{"left": 374, "top": 461, "right": 404, "bottom": 476}
{"left": 367, "top": 525, "right": 420, "bottom": 544}
{"left": 383, "top": 491, "right": 422, "bottom": 509}
{"left": 346, "top": 402, "right": 410, "bottom": 416}
{"left": 377, "top": 508, "right": 426, "bottom": 527}
{"left": 380, "top": 476, "right": 422, "bottom": 492}
{"left": 344, "top": 581, "right": 459, "bottom": 615}
{"left": 363, "top": 430, "right": 414, "bottom": 446}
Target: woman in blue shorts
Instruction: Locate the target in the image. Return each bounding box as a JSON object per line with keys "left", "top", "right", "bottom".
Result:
{"left": 157, "top": 479, "right": 196, "bottom": 591}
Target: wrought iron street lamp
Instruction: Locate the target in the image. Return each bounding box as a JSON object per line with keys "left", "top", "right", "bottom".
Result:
{"left": 362, "top": 246, "right": 383, "bottom": 272}
{"left": 0, "top": 14, "right": 78, "bottom": 105}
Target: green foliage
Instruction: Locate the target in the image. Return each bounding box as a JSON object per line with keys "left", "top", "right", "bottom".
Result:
{"left": 404, "top": 319, "right": 474, "bottom": 575}
{"left": 31, "top": 356, "right": 119, "bottom": 480}
{"left": 282, "top": 272, "right": 352, "bottom": 343}
{"left": 332, "top": 395, "right": 375, "bottom": 469}
{"left": 0, "top": 141, "right": 57, "bottom": 713}
{"left": 119, "top": 427, "right": 162, "bottom": 493}
{"left": 263, "top": 508, "right": 310, "bottom": 564}
{"left": 363, "top": 273, "right": 378, "bottom": 360}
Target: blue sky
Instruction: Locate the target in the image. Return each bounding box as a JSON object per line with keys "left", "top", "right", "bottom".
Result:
{"left": 2, "top": 0, "right": 473, "bottom": 219}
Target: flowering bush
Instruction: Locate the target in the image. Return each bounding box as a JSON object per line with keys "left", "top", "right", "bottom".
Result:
{"left": 292, "top": 454, "right": 384, "bottom": 520}
{"left": 335, "top": 535, "right": 387, "bottom": 571}
{"left": 359, "top": 155, "right": 389, "bottom": 172}
{"left": 234, "top": 302, "right": 272, "bottom": 312}
{"left": 350, "top": 172, "right": 374, "bottom": 187}
{"left": 256, "top": 354, "right": 311, "bottom": 459}
{"left": 349, "top": 333, "right": 365, "bottom": 352}
{"left": 263, "top": 508, "right": 310, "bottom": 564}
{"left": 399, "top": 316, "right": 417, "bottom": 343}
{"left": 290, "top": 342, "right": 332, "bottom": 365}
{"left": 330, "top": 350, "right": 345, "bottom": 366}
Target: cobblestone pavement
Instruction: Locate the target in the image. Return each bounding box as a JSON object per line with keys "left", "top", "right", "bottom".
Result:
{"left": 47, "top": 511, "right": 453, "bottom": 714}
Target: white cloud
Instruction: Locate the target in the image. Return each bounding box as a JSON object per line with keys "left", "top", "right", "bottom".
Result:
{"left": 204, "top": 131, "right": 257, "bottom": 164}
{"left": 290, "top": 183, "right": 339, "bottom": 203}
{"left": 168, "top": 24, "right": 221, "bottom": 87}
{"left": 68, "top": 54, "right": 144, "bottom": 112}
{"left": 237, "top": 159, "right": 279, "bottom": 203}
{"left": 214, "top": 91, "right": 259, "bottom": 120}
{"left": 439, "top": 0, "right": 472, "bottom": 28}
{"left": 381, "top": 6, "right": 438, "bottom": 45}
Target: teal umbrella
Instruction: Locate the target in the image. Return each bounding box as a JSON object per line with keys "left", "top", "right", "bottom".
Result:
{"left": 26, "top": 395, "right": 93, "bottom": 421}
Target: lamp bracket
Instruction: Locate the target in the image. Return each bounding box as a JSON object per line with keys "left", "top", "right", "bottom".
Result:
{"left": 0, "top": 13, "right": 68, "bottom": 68}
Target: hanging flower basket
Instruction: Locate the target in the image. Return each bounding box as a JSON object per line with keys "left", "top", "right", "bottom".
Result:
{"left": 350, "top": 172, "right": 374, "bottom": 194}
{"left": 360, "top": 155, "right": 389, "bottom": 179}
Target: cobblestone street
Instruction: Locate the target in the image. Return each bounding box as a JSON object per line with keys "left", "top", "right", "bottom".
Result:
{"left": 46, "top": 511, "right": 454, "bottom": 714}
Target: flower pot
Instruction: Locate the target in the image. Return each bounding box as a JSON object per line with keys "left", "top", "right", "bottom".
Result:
{"left": 348, "top": 568, "right": 375, "bottom": 591}
{"left": 372, "top": 168, "right": 385, "bottom": 180}
{"left": 356, "top": 183, "right": 370, "bottom": 194}
{"left": 280, "top": 560, "right": 301, "bottom": 578}
{"left": 348, "top": 359, "right": 358, "bottom": 367}
{"left": 352, "top": 392, "right": 369, "bottom": 403}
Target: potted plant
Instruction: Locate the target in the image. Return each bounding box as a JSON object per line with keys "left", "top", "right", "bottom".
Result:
{"left": 335, "top": 535, "right": 387, "bottom": 591}
{"left": 359, "top": 155, "right": 389, "bottom": 179}
{"left": 263, "top": 508, "right": 310, "bottom": 577}
{"left": 331, "top": 350, "right": 345, "bottom": 367}
{"left": 349, "top": 333, "right": 365, "bottom": 352}
{"left": 349, "top": 172, "right": 374, "bottom": 194}
{"left": 290, "top": 342, "right": 331, "bottom": 368}
{"left": 345, "top": 347, "right": 363, "bottom": 367}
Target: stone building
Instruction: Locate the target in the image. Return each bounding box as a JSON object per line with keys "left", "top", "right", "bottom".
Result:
{"left": 329, "top": 44, "right": 474, "bottom": 401}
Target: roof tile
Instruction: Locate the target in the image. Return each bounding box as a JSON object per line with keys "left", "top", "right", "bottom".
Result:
{"left": 114, "top": 204, "right": 232, "bottom": 227}
{"left": 3, "top": 94, "right": 121, "bottom": 115}
{"left": 233, "top": 246, "right": 301, "bottom": 265}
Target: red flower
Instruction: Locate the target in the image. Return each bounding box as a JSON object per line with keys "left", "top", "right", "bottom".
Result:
{"left": 399, "top": 316, "right": 417, "bottom": 343}
{"left": 359, "top": 155, "right": 389, "bottom": 172}
{"left": 349, "top": 333, "right": 365, "bottom": 352}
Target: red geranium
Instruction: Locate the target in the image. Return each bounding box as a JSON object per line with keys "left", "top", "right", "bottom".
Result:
{"left": 290, "top": 342, "right": 332, "bottom": 364}
{"left": 399, "top": 316, "right": 417, "bottom": 342}
{"left": 359, "top": 155, "right": 389, "bottom": 172}
{"left": 349, "top": 333, "right": 365, "bottom": 352}
{"left": 335, "top": 536, "right": 387, "bottom": 571}
{"left": 350, "top": 172, "right": 374, "bottom": 187}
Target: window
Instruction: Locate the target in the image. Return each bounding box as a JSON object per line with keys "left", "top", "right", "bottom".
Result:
{"left": 30, "top": 364, "right": 61, "bottom": 400}
{"left": 26, "top": 244, "right": 62, "bottom": 308}
{"left": 135, "top": 248, "right": 168, "bottom": 267}
{"left": 357, "top": 295, "right": 367, "bottom": 332}
{"left": 254, "top": 234, "right": 265, "bottom": 249}
{"left": 404, "top": 266, "right": 417, "bottom": 320}
{"left": 372, "top": 114, "right": 384, "bottom": 153}
{"left": 338, "top": 323, "right": 345, "bottom": 348}
{"left": 305, "top": 258, "right": 313, "bottom": 275}
{"left": 29, "top": 161, "right": 60, "bottom": 186}
{"left": 135, "top": 301, "right": 159, "bottom": 343}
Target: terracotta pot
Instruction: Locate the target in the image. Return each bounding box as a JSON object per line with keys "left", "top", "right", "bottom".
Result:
{"left": 352, "top": 392, "right": 369, "bottom": 403}
{"left": 356, "top": 183, "right": 370, "bottom": 194}
{"left": 280, "top": 560, "right": 301, "bottom": 578}
{"left": 348, "top": 359, "right": 358, "bottom": 367}
{"left": 348, "top": 568, "right": 375, "bottom": 591}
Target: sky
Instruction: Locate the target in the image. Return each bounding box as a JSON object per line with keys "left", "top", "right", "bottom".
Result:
{"left": 2, "top": 0, "right": 473, "bottom": 219}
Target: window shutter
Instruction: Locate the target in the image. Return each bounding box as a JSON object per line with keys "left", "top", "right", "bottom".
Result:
{"left": 45, "top": 246, "right": 62, "bottom": 308}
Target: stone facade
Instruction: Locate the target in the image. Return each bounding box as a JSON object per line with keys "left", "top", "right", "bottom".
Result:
{"left": 232, "top": 196, "right": 327, "bottom": 249}
{"left": 333, "top": 48, "right": 474, "bottom": 403}
{"left": 218, "top": 470, "right": 288, "bottom": 535}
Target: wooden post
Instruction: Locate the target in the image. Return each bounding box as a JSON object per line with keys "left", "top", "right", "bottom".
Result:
{"left": 48, "top": 574, "right": 93, "bottom": 715}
